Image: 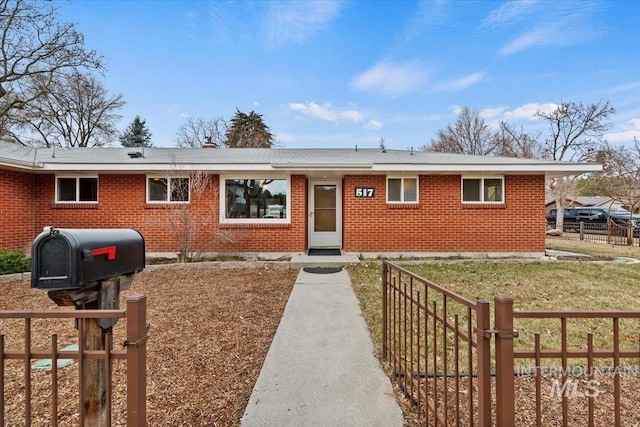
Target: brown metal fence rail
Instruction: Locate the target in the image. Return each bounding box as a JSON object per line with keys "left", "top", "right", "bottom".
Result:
{"left": 0, "top": 294, "right": 147, "bottom": 426}
{"left": 495, "top": 296, "right": 640, "bottom": 427}
{"left": 382, "top": 260, "right": 492, "bottom": 426}
{"left": 382, "top": 261, "right": 640, "bottom": 427}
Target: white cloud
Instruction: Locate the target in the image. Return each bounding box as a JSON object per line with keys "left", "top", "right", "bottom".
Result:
{"left": 482, "top": 0, "right": 539, "bottom": 28}
{"left": 608, "top": 81, "right": 640, "bottom": 94}
{"left": 480, "top": 107, "right": 505, "bottom": 120}
{"left": 503, "top": 103, "right": 557, "bottom": 120}
{"left": 605, "top": 118, "right": 640, "bottom": 143}
{"left": 501, "top": 24, "right": 562, "bottom": 55}
{"left": 496, "top": 2, "right": 604, "bottom": 56}
{"left": 365, "top": 119, "right": 383, "bottom": 130}
{"left": 253, "top": 101, "right": 260, "bottom": 107}
{"left": 166, "top": 104, "right": 182, "bottom": 113}
{"left": 263, "top": 1, "right": 341, "bottom": 48}
{"left": 434, "top": 72, "right": 485, "bottom": 92}
{"left": 449, "top": 104, "right": 463, "bottom": 115}
{"left": 351, "top": 61, "right": 430, "bottom": 98}
{"left": 289, "top": 102, "right": 364, "bottom": 123}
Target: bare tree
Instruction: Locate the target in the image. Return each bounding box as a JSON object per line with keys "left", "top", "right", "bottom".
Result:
{"left": 537, "top": 100, "right": 615, "bottom": 230}
{"left": 0, "top": 0, "right": 102, "bottom": 119}
{"left": 495, "top": 121, "right": 542, "bottom": 159}
{"left": 593, "top": 141, "right": 640, "bottom": 209}
{"left": 162, "top": 168, "right": 233, "bottom": 262}
{"left": 9, "top": 71, "right": 124, "bottom": 147}
{"left": 575, "top": 141, "right": 640, "bottom": 243}
{"left": 423, "top": 107, "right": 499, "bottom": 155}
{"left": 174, "top": 116, "right": 227, "bottom": 148}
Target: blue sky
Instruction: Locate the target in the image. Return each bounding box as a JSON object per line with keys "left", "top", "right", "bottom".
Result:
{"left": 58, "top": 0, "right": 640, "bottom": 150}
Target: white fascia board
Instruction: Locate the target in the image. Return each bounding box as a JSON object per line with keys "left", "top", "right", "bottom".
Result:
{"left": 38, "top": 163, "right": 275, "bottom": 172}
{"left": 374, "top": 163, "right": 602, "bottom": 174}
{"left": 0, "top": 159, "right": 44, "bottom": 170}
{"left": 271, "top": 162, "right": 373, "bottom": 169}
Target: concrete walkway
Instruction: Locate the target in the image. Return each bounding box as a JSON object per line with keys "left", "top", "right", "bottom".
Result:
{"left": 241, "top": 268, "right": 403, "bottom": 427}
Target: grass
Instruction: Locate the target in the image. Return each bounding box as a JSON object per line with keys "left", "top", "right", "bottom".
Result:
{"left": 350, "top": 247, "right": 640, "bottom": 371}
{"left": 546, "top": 236, "right": 640, "bottom": 260}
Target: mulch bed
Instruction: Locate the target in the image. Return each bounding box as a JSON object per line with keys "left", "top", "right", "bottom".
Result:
{"left": 0, "top": 266, "right": 298, "bottom": 426}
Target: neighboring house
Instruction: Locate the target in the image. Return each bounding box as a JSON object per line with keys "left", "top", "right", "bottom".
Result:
{"left": 545, "top": 194, "right": 625, "bottom": 212}
{"left": 0, "top": 141, "right": 599, "bottom": 257}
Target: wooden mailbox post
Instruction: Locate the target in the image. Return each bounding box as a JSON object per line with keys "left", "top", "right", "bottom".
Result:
{"left": 31, "top": 227, "right": 145, "bottom": 426}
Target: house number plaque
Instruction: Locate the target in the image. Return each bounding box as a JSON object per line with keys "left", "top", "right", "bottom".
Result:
{"left": 355, "top": 187, "right": 375, "bottom": 198}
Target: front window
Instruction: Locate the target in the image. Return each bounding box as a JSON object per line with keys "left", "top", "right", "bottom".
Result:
{"left": 387, "top": 177, "right": 418, "bottom": 203}
{"left": 147, "top": 176, "right": 190, "bottom": 202}
{"left": 56, "top": 177, "right": 98, "bottom": 202}
{"left": 223, "top": 178, "right": 289, "bottom": 221}
{"left": 462, "top": 177, "right": 504, "bottom": 203}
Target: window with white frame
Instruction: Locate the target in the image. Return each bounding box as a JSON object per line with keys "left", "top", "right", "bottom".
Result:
{"left": 147, "top": 176, "right": 190, "bottom": 203}
{"left": 56, "top": 177, "right": 98, "bottom": 202}
{"left": 462, "top": 177, "right": 504, "bottom": 203}
{"left": 222, "top": 178, "right": 289, "bottom": 222}
{"left": 387, "top": 177, "right": 418, "bottom": 203}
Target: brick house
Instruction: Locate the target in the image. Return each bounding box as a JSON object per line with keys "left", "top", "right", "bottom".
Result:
{"left": 0, "top": 141, "right": 598, "bottom": 257}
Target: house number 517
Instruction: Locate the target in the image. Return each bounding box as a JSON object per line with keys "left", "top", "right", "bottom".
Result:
{"left": 355, "top": 187, "right": 375, "bottom": 198}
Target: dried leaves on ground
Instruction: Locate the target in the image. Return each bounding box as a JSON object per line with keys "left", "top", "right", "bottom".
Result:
{"left": 0, "top": 267, "right": 297, "bottom": 426}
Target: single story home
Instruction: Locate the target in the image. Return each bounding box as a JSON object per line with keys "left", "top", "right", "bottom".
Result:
{"left": 0, "top": 141, "right": 599, "bottom": 257}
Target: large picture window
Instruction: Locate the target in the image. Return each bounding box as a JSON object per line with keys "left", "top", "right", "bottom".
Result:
{"left": 462, "top": 177, "right": 504, "bottom": 203}
{"left": 387, "top": 177, "right": 418, "bottom": 203}
{"left": 147, "top": 176, "right": 190, "bottom": 203}
{"left": 56, "top": 177, "right": 98, "bottom": 202}
{"left": 222, "top": 178, "right": 289, "bottom": 222}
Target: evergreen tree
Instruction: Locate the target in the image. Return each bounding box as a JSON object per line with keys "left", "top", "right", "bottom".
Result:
{"left": 120, "top": 115, "right": 152, "bottom": 147}
{"left": 225, "top": 109, "right": 274, "bottom": 148}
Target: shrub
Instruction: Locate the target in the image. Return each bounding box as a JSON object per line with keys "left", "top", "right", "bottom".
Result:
{"left": 0, "top": 249, "right": 31, "bottom": 275}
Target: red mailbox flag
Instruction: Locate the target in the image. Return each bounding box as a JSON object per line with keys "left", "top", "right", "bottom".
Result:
{"left": 92, "top": 246, "right": 117, "bottom": 260}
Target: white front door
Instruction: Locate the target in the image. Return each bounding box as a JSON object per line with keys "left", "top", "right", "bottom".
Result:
{"left": 308, "top": 180, "right": 342, "bottom": 248}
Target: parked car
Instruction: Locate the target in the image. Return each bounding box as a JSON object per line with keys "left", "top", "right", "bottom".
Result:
{"left": 546, "top": 207, "right": 640, "bottom": 235}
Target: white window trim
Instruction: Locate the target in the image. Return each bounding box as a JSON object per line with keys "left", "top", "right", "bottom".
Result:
{"left": 146, "top": 175, "right": 191, "bottom": 203}
{"left": 55, "top": 176, "right": 99, "bottom": 203}
{"left": 220, "top": 175, "right": 291, "bottom": 224}
{"left": 386, "top": 176, "right": 419, "bottom": 203}
{"left": 461, "top": 176, "right": 505, "bottom": 203}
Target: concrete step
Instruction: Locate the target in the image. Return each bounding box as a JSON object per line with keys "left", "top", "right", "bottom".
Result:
{"left": 289, "top": 254, "right": 360, "bottom": 268}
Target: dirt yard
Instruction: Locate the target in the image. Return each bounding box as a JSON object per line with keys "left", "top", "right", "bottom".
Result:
{"left": 0, "top": 266, "right": 298, "bottom": 426}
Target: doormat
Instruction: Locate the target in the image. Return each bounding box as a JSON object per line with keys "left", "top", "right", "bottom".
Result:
{"left": 303, "top": 267, "right": 343, "bottom": 274}
{"left": 307, "top": 248, "right": 342, "bottom": 256}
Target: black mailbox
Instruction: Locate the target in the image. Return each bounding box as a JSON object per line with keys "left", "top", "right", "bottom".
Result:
{"left": 31, "top": 227, "right": 145, "bottom": 289}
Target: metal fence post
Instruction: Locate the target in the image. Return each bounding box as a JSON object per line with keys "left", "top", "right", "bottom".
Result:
{"left": 382, "top": 260, "right": 388, "bottom": 360}
{"left": 126, "top": 294, "right": 147, "bottom": 427}
{"left": 476, "top": 300, "right": 492, "bottom": 427}
{"left": 494, "top": 295, "right": 516, "bottom": 427}
{"left": 580, "top": 221, "right": 584, "bottom": 240}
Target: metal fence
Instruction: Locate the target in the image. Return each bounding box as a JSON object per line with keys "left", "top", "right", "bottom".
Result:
{"left": 382, "top": 261, "right": 640, "bottom": 426}
{"left": 0, "top": 294, "right": 148, "bottom": 426}
{"left": 547, "top": 220, "right": 639, "bottom": 246}
{"left": 382, "top": 261, "right": 492, "bottom": 426}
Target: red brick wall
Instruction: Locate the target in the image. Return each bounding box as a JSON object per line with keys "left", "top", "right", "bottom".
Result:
{"left": 28, "top": 173, "right": 307, "bottom": 253}
{"left": 0, "top": 169, "right": 38, "bottom": 252}
{"left": 2, "top": 170, "right": 545, "bottom": 254}
{"left": 343, "top": 174, "right": 546, "bottom": 253}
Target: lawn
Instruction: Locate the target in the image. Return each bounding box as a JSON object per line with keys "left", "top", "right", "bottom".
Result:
{"left": 349, "top": 240, "right": 640, "bottom": 426}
